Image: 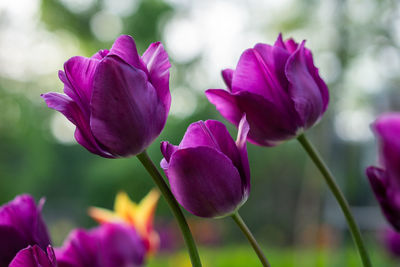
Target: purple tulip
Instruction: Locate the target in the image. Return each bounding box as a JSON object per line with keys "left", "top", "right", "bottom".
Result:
{"left": 206, "top": 34, "right": 329, "bottom": 146}
{"left": 9, "top": 245, "right": 56, "bottom": 267}
{"left": 55, "top": 223, "right": 146, "bottom": 267}
{"left": 366, "top": 113, "right": 400, "bottom": 231}
{"left": 384, "top": 228, "right": 400, "bottom": 258}
{"left": 160, "top": 115, "right": 250, "bottom": 218}
{"left": 42, "top": 35, "right": 171, "bottom": 157}
{"left": 0, "top": 194, "right": 51, "bottom": 266}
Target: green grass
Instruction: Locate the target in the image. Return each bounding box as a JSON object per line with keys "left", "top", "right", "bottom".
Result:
{"left": 148, "top": 245, "right": 398, "bottom": 267}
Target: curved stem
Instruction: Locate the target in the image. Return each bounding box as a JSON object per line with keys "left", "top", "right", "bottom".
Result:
{"left": 231, "top": 212, "right": 271, "bottom": 267}
{"left": 297, "top": 134, "right": 372, "bottom": 267}
{"left": 137, "top": 150, "right": 202, "bottom": 267}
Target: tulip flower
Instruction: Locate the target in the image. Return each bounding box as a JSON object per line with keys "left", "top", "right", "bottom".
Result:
{"left": 384, "top": 228, "right": 400, "bottom": 258}
{"left": 9, "top": 245, "right": 56, "bottom": 267}
{"left": 366, "top": 113, "right": 400, "bottom": 231}
{"left": 0, "top": 194, "right": 51, "bottom": 266}
{"left": 42, "top": 35, "right": 171, "bottom": 157}
{"left": 56, "top": 223, "right": 146, "bottom": 267}
{"left": 89, "top": 190, "right": 160, "bottom": 255}
{"left": 206, "top": 33, "right": 329, "bottom": 146}
{"left": 160, "top": 115, "right": 250, "bottom": 218}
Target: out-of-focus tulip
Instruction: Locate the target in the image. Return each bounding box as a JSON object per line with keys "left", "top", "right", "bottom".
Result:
{"left": 366, "top": 113, "right": 400, "bottom": 231}
{"left": 55, "top": 223, "right": 146, "bottom": 267}
{"left": 89, "top": 190, "right": 160, "bottom": 255}
{"left": 9, "top": 245, "right": 56, "bottom": 267}
{"left": 0, "top": 194, "right": 51, "bottom": 266}
{"left": 42, "top": 35, "right": 171, "bottom": 157}
{"left": 160, "top": 115, "right": 250, "bottom": 218}
{"left": 384, "top": 228, "right": 400, "bottom": 258}
{"left": 206, "top": 34, "right": 329, "bottom": 146}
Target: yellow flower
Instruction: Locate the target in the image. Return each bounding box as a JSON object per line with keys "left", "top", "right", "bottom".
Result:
{"left": 88, "top": 189, "right": 160, "bottom": 255}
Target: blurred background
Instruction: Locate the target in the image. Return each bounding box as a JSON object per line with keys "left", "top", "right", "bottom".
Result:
{"left": 0, "top": 0, "right": 400, "bottom": 266}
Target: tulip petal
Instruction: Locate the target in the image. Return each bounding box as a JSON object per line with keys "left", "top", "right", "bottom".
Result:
{"left": 160, "top": 141, "right": 178, "bottom": 168}
{"left": 366, "top": 166, "right": 388, "bottom": 201}
{"left": 273, "top": 33, "right": 286, "bottom": 49}
{"left": 9, "top": 245, "right": 56, "bottom": 267}
{"left": 367, "top": 166, "right": 400, "bottom": 231}
{"left": 90, "top": 57, "right": 166, "bottom": 157}
{"left": 41, "top": 92, "right": 113, "bottom": 158}
{"left": 285, "top": 41, "right": 325, "bottom": 128}
{"left": 55, "top": 229, "right": 99, "bottom": 266}
{"left": 274, "top": 33, "right": 299, "bottom": 53}
{"left": 232, "top": 48, "right": 293, "bottom": 111}
{"left": 142, "top": 42, "right": 171, "bottom": 114}
{"left": 235, "top": 115, "right": 251, "bottom": 195}
{"left": 236, "top": 91, "right": 300, "bottom": 145}
{"left": 231, "top": 48, "right": 276, "bottom": 99}
{"left": 168, "top": 146, "right": 244, "bottom": 218}
{"left": 99, "top": 223, "right": 146, "bottom": 267}
{"left": 253, "top": 43, "right": 291, "bottom": 93}
{"left": 114, "top": 191, "right": 137, "bottom": 223}
{"left": 91, "top": 49, "right": 109, "bottom": 60}
{"left": 135, "top": 189, "right": 160, "bottom": 253}
{"left": 304, "top": 48, "right": 329, "bottom": 113}
{"left": 205, "top": 89, "right": 243, "bottom": 126}
{"left": 384, "top": 228, "right": 400, "bottom": 257}
{"left": 178, "top": 121, "right": 222, "bottom": 150}
{"left": 203, "top": 120, "right": 245, "bottom": 179}
{"left": 88, "top": 207, "right": 121, "bottom": 224}
{"left": 63, "top": 56, "right": 100, "bottom": 114}
{"left": 206, "top": 89, "right": 299, "bottom": 146}
{"left": 56, "top": 224, "right": 145, "bottom": 267}
{"left": 373, "top": 113, "right": 400, "bottom": 189}
{"left": 0, "top": 226, "right": 27, "bottom": 266}
{"left": 108, "top": 35, "right": 147, "bottom": 72}
{"left": 221, "top": 69, "right": 234, "bottom": 90}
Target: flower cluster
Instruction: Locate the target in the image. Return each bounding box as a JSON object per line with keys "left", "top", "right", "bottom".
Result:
{"left": 2, "top": 192, "right": 157, "bottom": 267}
{"left": 33, "top": 30, "right": 400, "bottom": 265}
{"left": 40, "top": 33, "right": 328, "bottom": 221}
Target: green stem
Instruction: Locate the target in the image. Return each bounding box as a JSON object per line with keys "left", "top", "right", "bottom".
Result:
{"left": 297, "top": 134, "right": 372, "bottom": 267}
{"left": 231, "top": 212, "right": 271, "bottom": 267}
{"left": 137, "top": 150, "right": 202, "bottom": 267}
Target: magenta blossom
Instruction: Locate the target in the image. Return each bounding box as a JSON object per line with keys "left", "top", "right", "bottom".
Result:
{"left": 9, "top": 245, "right": 56, "bottom": 267}
{"left": 55, "top": 223, "right": 146, "bottom": 267}
{"left": 384, "top": 228, "right": 400, "bottom": 258}
{"left": 160, "top": 115, "right": 250, "bottom": 218}
{"left": 42, "top": 35, "right": 171, "bottom": 157}
{"left": 0, "top": 194, "right": 51, "bottom": 266}
{"left": 366, "top": 113, "right": 400, "bottom": 231}
{"left": 206, "top": 34, "right": 329, "bottom": 146}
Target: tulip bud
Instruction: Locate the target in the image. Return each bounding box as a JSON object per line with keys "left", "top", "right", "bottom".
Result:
{"left": 0, "top": 195, "right": 51, "bottom": 266}
{"left": 42, "top": 35, "right": 171, "bottom": 158}
{"left": 366, "top": 113, "right": 400, "bottom": 231}
{"left": 206, "top": 33, "right": 329, "bottom": 146}
{"left": 9, "top": 245, "right": 56, "bottom": 267}
{"left": 160, "top": 115, "right": 250, "bottom": 218}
